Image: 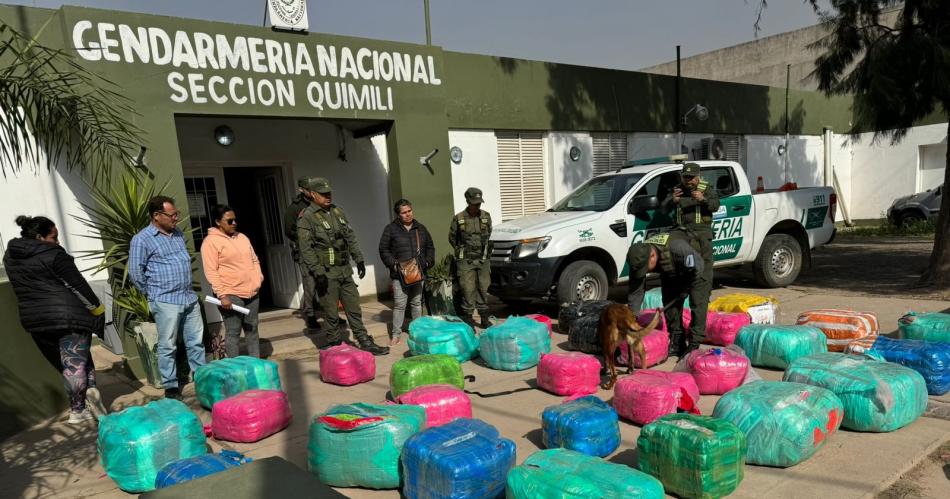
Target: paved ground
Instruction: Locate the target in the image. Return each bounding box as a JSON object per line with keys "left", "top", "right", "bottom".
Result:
{"left": 3, "top": 234, "right": 950, "bottom": 498}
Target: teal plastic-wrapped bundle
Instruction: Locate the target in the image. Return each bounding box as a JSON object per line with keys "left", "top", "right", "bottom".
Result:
{"left": 783, "top": 353, "right": 927, "bottom": 432}
{"left": 899, "top": 312, "right": 950, "bottom": 343}
{"left": 195, "top": 356, "right": 282, "bottom": 409}
{"left": 479, "top": 316, "right": 551, "bottom": 371}
{"left": 642, "top": 287, "right": 689, "bottom": 311}
{"left": 734, "top": 324, "right": 827, "bottom": 369}
{"left": 97, "top": 399, "right": 207, "bottom": 493}
{"left": 712, "top": 381, "right": 843, "bottom": 467}
{"left": 407, "top": 315, "right": 479, "bottom": 362}
{"left": 390, "top": 354, "right": 464, "bottom": 398}
{"left": 506, "top": 448, "right": 665, "bottom": 499}
{"left": 542, "top": 396, "right": 620, "bottom": 457}
{"left": 637, "top": 414, "right": 745, "bottom": 499}
{"left": 308, "top": 403, "right": 425, "bottom": 489}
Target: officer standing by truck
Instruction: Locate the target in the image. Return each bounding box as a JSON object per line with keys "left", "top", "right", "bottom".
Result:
{"left": 661, "top": 162, "right": 718, "bottom": 352}
{"left": 284, "top": 177, "right": 320, "bottom": 330}
{"left": 449, "top": 187, "right": 493, "bottom": 329}
{"left": 297, "top": 177, "right": 389, "bottom": 356}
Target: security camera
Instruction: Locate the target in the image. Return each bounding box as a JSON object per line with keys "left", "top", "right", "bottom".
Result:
{"left": 420, "top": 148, "right": 439, "bottom": 167}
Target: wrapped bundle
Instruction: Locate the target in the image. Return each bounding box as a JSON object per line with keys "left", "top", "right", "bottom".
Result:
{"left": 796, "top": 309, "right": 879, "bottom": 352}
{"left": 319, "top": 344, "right": 376, "bottom": 386}
{"left": 861, "top": 336, "right": 950, "bottom": 395}
{"left": 211, "top": 389, "right": 292, "bottom": 443}
{"left": 407, "top": 316, "right": 479, "bottom": 362}
{"left": 154, "top": 450, "right": 251, "bottom": 489}
{"left": 536, "top": 352, "right": 601, "bottom": 396}
{"left": 899, "top": 312, "right": 950, "bottom": 343}
{"left": 194, "top": 356, "right": 281, "bottom": 409}
{"left": 638, "top": 414, "right": 746, "bottom": 499}
{"left": 307, "top": 403, "right": 425, "bottom": 489}
{"left": 541, "top": 396, "right": 620, "bottom": 457}
{"left": 479, "top": 316, "right": 551, "bottom": 371}
{"left": 401, "top": 418, "right": 516, "bottom": 499}
{"left": 709, "top": 293, "right": 777, "bottom": 324}
{"left": 558, "top": 300, "right": 611, "bottom": 334}
{"left": 734, "top": 324, "right": 827, "bottom": 369}
{"left": 617, "top": 330, "right": 670, "bottom": 368}
{"left": 97, "top": 399, "right": 207, "bottom": 493}
{"left": 641, "top": 287, "right": 690, "bottom": 311}
{"left": 638, "top": 306, "right": 691, "bottom": 332}
{"left": 395, "top": 384, "right": 472, "bottom": 428}
{"left": 389, "top": 354, "right": 464, "bottom": 398}
{"left": 614, "top": 370, "right": 700, "bottom": 425}
{"left": 525, "top": 313, "right": 554, "bottom": 336}
{"left": 705, "top": 311, "right": 751, "bottom": 346}
{"left": 682, "top": 347, "right": 750, "bottom": 395}
{"left": 783, "top": 352, "right": 928, "bottom": 432}
{"left": 507, "top": 449, "right": 665, "bottom": 499}
{"left": 712, "top": 381, "right": 843, "bottom": 467}
{"left": 567, "top": 313, "right": 602, "bottom": 354}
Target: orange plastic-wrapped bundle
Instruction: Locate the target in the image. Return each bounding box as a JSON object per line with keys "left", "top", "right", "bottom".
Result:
{"left": 796, "top": 309, "right": 879, "bottom": 352}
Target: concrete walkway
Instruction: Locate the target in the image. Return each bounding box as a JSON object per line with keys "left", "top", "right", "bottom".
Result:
{"left": 3, "top": 285, "right": 950, "bottom": 498}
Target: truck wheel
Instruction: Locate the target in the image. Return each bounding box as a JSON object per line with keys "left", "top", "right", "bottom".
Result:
{"left": 557, "top": 260, "right": 608, "bottom": 304}
{"left": 899, "top": 211, "right": 925, "bottom": 229}
{"left": 753, "top": 234, "right": 802, "bottom": 288}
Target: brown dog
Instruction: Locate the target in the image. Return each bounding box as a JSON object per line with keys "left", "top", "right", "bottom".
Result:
{"left": 599, "top": 304, "right": 661, "bottom": 390}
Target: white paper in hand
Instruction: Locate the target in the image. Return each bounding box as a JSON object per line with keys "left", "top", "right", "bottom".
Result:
{"left": 204, "top": 296, "right": 251, "bottom": 315}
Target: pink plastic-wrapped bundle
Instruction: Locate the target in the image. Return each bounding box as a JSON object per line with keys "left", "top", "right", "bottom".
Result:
{"left": 613, "top": 370, "right": 700, "bottom": 425}
{"left": 211, "top": 389, "right": 292, "bottom": 443}
{"left": 637, "top": 308, "right": 692, "bottom": 332}
{"left": 395, "top": 384, "right": 472, "bottom": 427}
{"left": 526, "top": 314, "right": 554, "bottom": 337}
{"left": 617, "top": 330, "right": 670, "bottom": 368}
{"left": 706, "top": 312, "right": 751, "bottom": 346}
{"left": 319, "top": 344, "right": 376, "bottom": 386}
{"left": 536, "top": 352, "right": 601, "bottom": 396}
{"left": 685, "top": 348, "right": 750, "bottom": 395}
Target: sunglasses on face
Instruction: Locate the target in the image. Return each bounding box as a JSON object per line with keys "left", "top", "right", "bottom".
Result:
{"left": 223, "top": 218, "right": 237, "bottom": 225}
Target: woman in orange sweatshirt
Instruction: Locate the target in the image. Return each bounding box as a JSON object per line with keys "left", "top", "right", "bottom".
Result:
{"left": 201, "top": 204, "right": 264, "bottom": 358}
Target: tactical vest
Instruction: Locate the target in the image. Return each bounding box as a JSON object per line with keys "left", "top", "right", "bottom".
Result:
{"left": 456, "top": 211, "right": 491, "bottom": 260}
{"left": 645, "top": 233, "right": 676, "bottom": 274}
{"left": 313, "top": 207, "right": 351, "bottom": 266}
{"left": 675, "top": 180, "right": 713, "bottom": 227}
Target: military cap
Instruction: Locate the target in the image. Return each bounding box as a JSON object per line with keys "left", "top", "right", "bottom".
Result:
{"left": 681, "top": 162, "right": 701, "bottom": 177}
{"left": 627, "top": 243, "right": 653, "bottom": 280}
{"left": 302, "top": 177, "right": 332, "bottom": 194}
{"left": 464, "top": 187, "right": 484, "bottom": 205}
{"left": 297, "top": 176, "right": 309, "bottom": 188}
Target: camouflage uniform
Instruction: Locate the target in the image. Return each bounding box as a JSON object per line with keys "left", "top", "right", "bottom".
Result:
{"left": 449, "top": 188, "right": 492, "bottom": 328}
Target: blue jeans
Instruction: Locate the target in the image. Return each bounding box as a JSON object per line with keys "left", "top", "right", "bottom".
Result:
{"left": 150, "top": 300, "right": 207, "bottom": 389}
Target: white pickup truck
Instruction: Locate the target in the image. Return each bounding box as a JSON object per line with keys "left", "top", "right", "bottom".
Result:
{"left": 489, "top": 158, "right": 837, "bottom": 304}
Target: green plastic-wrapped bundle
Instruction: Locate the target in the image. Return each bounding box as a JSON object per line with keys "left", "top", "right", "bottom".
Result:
{"left": 194, "top": 356, "right": 282, "bottom": 408}
{"left": 712, "top": 381, "right": 843, "bottom": 467}
{"left": 390, "top": 354, "right": 464, "bottom": 398}
{"left": 308, "top": 403, "right": 425, "bottom": 489}
{"left": 98, "top": 399, "right": 207, "bottom": 493}
{"left": 734, "top": 325, "right": 827, "bottom": 369}
{"left": 783, "top": 353, "right": 928, "bottom": 432}
{"left": 642, "top": 287, "right": 689, "bottom": 311}
{"left": 407, "top": 316, "right": 479, "bottom": 362}
{"left": 899, "top": 312, "right": 950, "bottom": 343}
{"left": 506, "top": 449, "right": 665, "bottom": 499}
{"left": 637, "top": 414, "right": 746, "bottom": 499}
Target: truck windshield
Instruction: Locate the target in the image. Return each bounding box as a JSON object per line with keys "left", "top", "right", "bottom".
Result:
{"left": 549, "top": 173, "right": 644, "bottom": 212}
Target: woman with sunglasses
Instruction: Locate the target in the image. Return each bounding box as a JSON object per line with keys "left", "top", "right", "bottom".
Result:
{"left": 201, "top": 204, "right": 264, "bottom": 358}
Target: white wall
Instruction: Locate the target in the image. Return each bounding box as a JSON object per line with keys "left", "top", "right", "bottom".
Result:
{"left": 743, "top": 135, "right": 824, "bottom": 189}
{"left": 829, "top": 132, "right": 854, "bottom": 223}
{"left": 175, "top": 116, "right": 391, "bottom": 297}
{"left": 547, "top": 132, "right": 593, "bottom": 204}
{"left": 447, "top": 130, "right": 502, "bottom": 222}
{"left": 850, "top": 123, "right": 948, "bottom": 220}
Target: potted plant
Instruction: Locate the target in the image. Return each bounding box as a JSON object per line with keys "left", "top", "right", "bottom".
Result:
{"left": 424, "top": 255, "right": 457, "bottom": 316}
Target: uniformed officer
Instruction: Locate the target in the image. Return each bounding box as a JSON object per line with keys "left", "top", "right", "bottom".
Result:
{"left": 449, "top": 187, "right": 493, "bottom": 329}
{"left": 661, "top": 162, "right": 719, "bottom": 350}
{"left": 296, "top": 177, "right": 389, "bottom": 355}
{"left": 627, "top": 231, "right": 706, "bottom": 358}
{"left": 284, "top": 177, "right": 320, "bottom": 330}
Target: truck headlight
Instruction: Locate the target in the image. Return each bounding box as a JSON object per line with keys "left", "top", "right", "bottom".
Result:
{"left": 514, "top": 236, "right": 551, "bottom": 259}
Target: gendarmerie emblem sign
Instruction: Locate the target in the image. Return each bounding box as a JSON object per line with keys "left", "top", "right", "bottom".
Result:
{"left": 268, "top": 0, "right": 309, "bottom": 32}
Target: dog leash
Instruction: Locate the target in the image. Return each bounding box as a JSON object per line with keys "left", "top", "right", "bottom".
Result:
{"left": 461, "top": 374, "right": 536, "bottom": 398}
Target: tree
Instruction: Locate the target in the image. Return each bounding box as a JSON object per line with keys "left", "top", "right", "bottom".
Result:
{"left": 760, "top": 0, "right": 950, "bottom": 286}
{"left": 0, "top": 22, "right": 141, "bottom": 182}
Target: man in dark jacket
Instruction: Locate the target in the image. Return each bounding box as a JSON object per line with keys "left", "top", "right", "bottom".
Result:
{"left": 283, "top": 177, "right": 320, "bottom": 329}
{"left": 378, "top": 199, "right": 436, "bottom": 345}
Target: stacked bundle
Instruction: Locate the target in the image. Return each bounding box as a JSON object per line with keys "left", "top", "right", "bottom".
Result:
{"left": 390, "top": 354, "right": 465, "bottom": 398}
{"left": 395, "top": 384, "right": 472, "bottom": 428}
{"left": 194, "top": 356, "right": 282, "bottom": 409}
{"left": 407, "top": 316, "right": 479, "bottom": 362}
{"left": 210, "top": 389, "right": 292, "bottom": 443}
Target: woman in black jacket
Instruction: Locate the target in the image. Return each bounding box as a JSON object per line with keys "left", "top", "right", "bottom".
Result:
{"left": 3, "top": 216, "right": 108, "bottom": 424}
{"left": 378, "top": 199, "right": 435, "bottom": 345}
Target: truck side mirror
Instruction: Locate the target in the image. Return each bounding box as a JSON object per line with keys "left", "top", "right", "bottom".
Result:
{"left": 628, "top": 195, "right": 660, "bottom": 215}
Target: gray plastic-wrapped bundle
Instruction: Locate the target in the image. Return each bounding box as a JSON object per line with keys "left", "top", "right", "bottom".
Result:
{"left": 558, "top": 300, "right": 612, "bottom": 334}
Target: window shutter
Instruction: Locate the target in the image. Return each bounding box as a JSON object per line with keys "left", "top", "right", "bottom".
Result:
{"left": 592, "top": 133, "right": 627, "bottom": 177}
{"left": 497, "top": 132, "right": 545, "bottom": 221}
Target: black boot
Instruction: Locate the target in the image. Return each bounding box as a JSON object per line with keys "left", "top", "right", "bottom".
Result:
{"left": 319, "top": 337, "right": 343, "bottom": 350}
{"left": 479, "top": 314, "right": 492, "bottom": 329}
{"left": 684, "top": 340, "right": 700, "bottom": 357}
{"left": 462, "top": 315, "right": 478, "bottom": 329}
{"left": 668, "top": 331, "right": 683, "bottom": 358}
{"left": 305, "top": 317, "right": 320, "bottom": 329}
{"left": 359, "top": 338, "right": 390, "bottom": 356}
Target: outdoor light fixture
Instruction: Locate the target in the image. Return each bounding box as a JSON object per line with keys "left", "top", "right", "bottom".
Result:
{"left": 420, "top": 148, "right": 439, "bottom": 168}
{"left": 569, "top": 146, "right": 582, "bottom": 162}
{"left": 681, "top": 104, "right": 709, "bottom": 126}
{"left": 214, "top": 125, "right": 234, "bottom": 147}
{"left": 777, "top": 144, "right": 787, "bottom": 156}
{"left": 450, "top": 146, "right": 463, "bottom": 164}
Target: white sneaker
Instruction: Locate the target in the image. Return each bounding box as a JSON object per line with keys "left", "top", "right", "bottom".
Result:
{"left": 85, "top": 387, "right": 108, "bottom": 418}
{"left": 67, "top": 409, "right": 95, "bottom": 424}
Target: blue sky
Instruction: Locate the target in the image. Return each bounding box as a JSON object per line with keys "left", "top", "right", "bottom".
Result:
{"left": 2, "top": 1, "right": 827, "bottom": 69}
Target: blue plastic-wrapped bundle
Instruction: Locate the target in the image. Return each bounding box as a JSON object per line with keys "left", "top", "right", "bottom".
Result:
{"left": 867, "top": 336, "right": 950, "bottom": 395}
{"left": 155, "top": 450, "right": 251, "bottom": 489}
{"left": 401, "top": 418, "right": 516, "bottom": 499}
{"left": 97, "top": 399, "right": 207, "bottom": 493}
{"left": 194, "top": 356, "right": 282, "bottom": 408}
{"left": 542, "top": 396, "right": 620, "bottom": 457}
{"left": 407, "top": 316, "right": 479, "bottom": 362}
{"left": 308, "top": 403, "right": 425, "bottom": 489}
{"left": 784, "top": 353, "right": 928, "bottom": 432}
{"left": 734, "top": 325, "right": 827, "bottom": 369}
{"left": 712, "top": 381, "right": 843, "bottom": 467}
{"left": 479, "top": 317, "right": 551, "bottom": 371}
{"left": 899, "top": 312, "right": 950, "bottom": 343}
{"left": 507, "top": 449, "right": 665, "bottom": 499}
